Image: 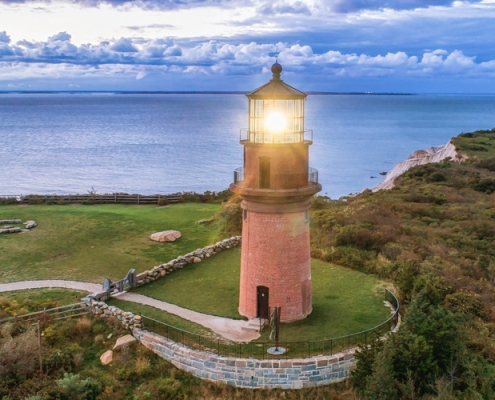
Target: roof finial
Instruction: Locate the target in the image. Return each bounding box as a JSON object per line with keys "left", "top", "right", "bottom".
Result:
{"left": 271, "top": 55, "right": 282, "bottom": 80}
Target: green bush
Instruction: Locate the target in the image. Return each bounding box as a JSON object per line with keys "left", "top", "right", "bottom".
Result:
{"left": 56, "top": 373, "right": 102, "bottom": 400}
{"left": 472, "top": 178, "right": 495, "bottom": 193}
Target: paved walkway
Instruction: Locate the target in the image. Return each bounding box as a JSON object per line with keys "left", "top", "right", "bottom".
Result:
{"left": 0, "top": 280, "right": 260, "bottom": 342}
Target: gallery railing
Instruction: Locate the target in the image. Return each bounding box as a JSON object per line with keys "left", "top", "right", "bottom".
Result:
{"left": 141, "top": 289, "right": 399, "bottom": 360}
{"left": 233, "top": 167, "right": 319, "bottom": 190}
{"left": 239, "top": 129, "right": 313, "bottom": 144}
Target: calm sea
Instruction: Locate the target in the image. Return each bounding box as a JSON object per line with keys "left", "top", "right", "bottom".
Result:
{"left": 1, "top": 93, "right": 494, "bottom": 199}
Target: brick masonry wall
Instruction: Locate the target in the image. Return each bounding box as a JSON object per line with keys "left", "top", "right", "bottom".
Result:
{"left": 134, "top": 328, "right": 356, "bottom": 390}
{"left": 240, "top": 208, "right": 312, "bottom": 322}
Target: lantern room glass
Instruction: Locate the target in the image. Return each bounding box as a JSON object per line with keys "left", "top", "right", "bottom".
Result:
{"left": 248, "top": 99, "right": 305, "bottom": 143}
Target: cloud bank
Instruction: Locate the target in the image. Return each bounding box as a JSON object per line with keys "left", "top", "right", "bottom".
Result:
{"left": 0, "top": 31, "right": 493, "bottom": 86}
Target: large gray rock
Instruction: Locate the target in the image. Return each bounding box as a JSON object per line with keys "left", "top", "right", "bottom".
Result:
{"left": 150, "top": 230, "right": 181, "bottom": 242}
{"left": 24, "top": 220, "right": 37, "bottom": 229}
{"left": 113, "top": 334, "right": 138, "bottom": 351}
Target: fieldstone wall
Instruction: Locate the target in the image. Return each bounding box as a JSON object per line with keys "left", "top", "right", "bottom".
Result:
{"left": 134, "top": 236, "right": 241, "bottom": 286}
{"left": 84, "top": 300, "right": 143, "bottom": 331}
{"left": 0, "top": 219, "right": 37, "bottom": 234}
{"left": 133, "top": 329, "right": 356, "bottom": 389}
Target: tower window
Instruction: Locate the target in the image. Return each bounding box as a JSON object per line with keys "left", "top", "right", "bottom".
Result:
{"left": 243, "top": 209, "right": 248, "bottom": 221}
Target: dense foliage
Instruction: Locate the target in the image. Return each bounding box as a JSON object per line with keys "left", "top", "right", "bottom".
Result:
{"left": 311, "top": 129, "right": 495, "bottom": 398}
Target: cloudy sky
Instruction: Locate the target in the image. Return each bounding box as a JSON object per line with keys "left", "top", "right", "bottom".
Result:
{"left": 0, "top": 0, "right": 494, "bottom": 92}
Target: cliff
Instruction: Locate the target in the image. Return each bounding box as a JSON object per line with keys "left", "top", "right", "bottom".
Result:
{"left": 372, "top": 141, "right": 461, "bottom": 191}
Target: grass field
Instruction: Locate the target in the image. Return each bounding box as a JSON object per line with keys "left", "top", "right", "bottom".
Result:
{"left": 134, "top": 247, "right": 390, "bottom": 341}
{"left": 0, "top": 203, "right": 221, "bottom": 283}
{"left": 1, "top": 203, "right": 390, "bottom": 342}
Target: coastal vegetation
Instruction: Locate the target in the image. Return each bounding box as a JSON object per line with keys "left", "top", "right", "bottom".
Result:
{"left": 311, "top": 128, "right": 495, "bottom": 398}
{"left": 214, "top": 128, "right": 495, "bottom": 398}
{"left": 3, "top": 128, "right": 495, "bottom": 397}
{"left": 0, "top": 292, "right": 355, "bottom": 399}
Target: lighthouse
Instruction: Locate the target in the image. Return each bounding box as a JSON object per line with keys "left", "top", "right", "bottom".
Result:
{"left": 230, "top": 62, "right": 322, "bottom": 323}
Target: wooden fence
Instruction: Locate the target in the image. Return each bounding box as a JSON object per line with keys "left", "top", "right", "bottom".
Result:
{"left": 0, "top": 303, "right": 89, "bottom": 325}
{"left": 0, "top": 193, "right": 181, "bottom": 205}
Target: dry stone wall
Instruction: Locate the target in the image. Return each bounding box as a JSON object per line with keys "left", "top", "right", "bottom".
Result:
{"left": 0, "top": 219, "right": 37, "bottom": 234}
{"left": 134, "top": 329, "right": 356, "bottom": 389}
{"left": 135, "top": 236, "right": 241, "bottom": 286}
{"left": 85, "top": 300, "right": 143, "bottom": 331}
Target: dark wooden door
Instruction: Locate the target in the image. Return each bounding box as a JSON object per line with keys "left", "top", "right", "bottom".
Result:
{"left": 259, "top": 157, "right": 270, "bottom": 189}
{"left": 257, "top": 286, "right": 269, "bottom": 319}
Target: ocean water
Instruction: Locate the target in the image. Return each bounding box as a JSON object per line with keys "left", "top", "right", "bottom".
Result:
{"left": 0, "top": 93, "right": 494, "bottom": 199}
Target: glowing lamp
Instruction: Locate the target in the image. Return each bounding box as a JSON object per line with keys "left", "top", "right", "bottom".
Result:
{"left": 265, "top": 111, "right": 286, "bottom": 133}
{"left": 244, "top": 62, "right": 309, "bottom": 144}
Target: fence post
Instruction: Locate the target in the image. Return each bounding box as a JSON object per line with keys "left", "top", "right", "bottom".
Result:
{"left": 137, "top": 194, "right": 140, "bottom": 205}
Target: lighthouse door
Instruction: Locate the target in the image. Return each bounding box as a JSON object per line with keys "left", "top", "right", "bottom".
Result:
{"left": 259, "top": 157, "right": 271, "bottom": 189}
{"left": 257, "top": 286, "right": 269, "bottom": 319}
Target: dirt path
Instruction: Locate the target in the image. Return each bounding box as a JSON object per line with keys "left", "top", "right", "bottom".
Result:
{"left": 0, "top": 280, "right": 260, "bottom": 342}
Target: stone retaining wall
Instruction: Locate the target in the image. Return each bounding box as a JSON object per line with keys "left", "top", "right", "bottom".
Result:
{"left": 134, "top": 236, "right": 241, "bottom": 286}
{"left": 133, "top": 329, "right": 356, "bottom": 389}
{"left": 84, "top": 300, "right": 143, "bottom": 331}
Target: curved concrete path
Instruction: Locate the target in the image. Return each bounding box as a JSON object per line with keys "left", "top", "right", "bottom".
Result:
{"left": 0, "top": 280, "right": 260, "bottom": 342}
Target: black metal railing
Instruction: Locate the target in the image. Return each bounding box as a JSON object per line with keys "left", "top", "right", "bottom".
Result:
{"left": 141, "top": 289, "right": 399, "bottom": 360}
{"left": 240, "top": 129, "right": 313, "bottom": 144}
{"left": 233, "top": 167, "right": 318, "bottom": 190}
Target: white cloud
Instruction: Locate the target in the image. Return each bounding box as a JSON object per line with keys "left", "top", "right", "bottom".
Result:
{"left": 0, "top": 31, "right": 493, "bottom": 85}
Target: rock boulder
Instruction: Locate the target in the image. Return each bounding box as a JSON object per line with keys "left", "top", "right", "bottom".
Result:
{"left": 150, "top": 230, "right": 181, "bottom": 242}
{"left": 113, "top": 334, "right": 137, "bottom": 351}
{"left": 100, "top": 350, "right": 113, "bottom": 365}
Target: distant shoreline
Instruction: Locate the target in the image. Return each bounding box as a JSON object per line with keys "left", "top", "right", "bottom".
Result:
{"left": 0, "top": 90, "right": 415, "bottom": 96}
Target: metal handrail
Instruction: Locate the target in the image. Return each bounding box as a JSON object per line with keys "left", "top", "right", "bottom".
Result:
{"left": 141, "top": 289, "right": 399, "bottom": 360}
{"left": 233, "top": 167, "right": 319, "bottom": 189}
{"left": 240, "top": 129, "right": 313, "bottom": 144}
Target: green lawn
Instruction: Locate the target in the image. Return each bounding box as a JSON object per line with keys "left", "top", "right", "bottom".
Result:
{"left": 0, "top": 203, "right": 221, "bottom": 283}
{"left": 135, "top": 248, "right": 243, "bottom": 319}
{"left": 107, "top": 298, "right": 214, "bottom": 337}
{"left": 134, "top": 247, "right": 390, "bottom": 341}
{"left": 1, "top": 203, "right": 391, "bottom": 342}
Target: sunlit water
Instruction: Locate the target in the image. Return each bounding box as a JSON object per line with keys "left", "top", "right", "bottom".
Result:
{"left": 0, "top": 93, "right": 494, "bottom": 199}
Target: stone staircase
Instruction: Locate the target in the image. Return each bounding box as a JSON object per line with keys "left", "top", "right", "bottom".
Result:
{"left": 242, "top": 318, "right": 268, "bottom": 332}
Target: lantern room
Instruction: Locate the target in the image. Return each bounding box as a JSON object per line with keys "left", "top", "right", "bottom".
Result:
{"left": 242, "top": 62, "right": 312, "bottom": 145}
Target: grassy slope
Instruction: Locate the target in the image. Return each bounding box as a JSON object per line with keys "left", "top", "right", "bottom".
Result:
{"left": 0, "top": 288, "right": 88, "bottom": 318}
{"left": 0, "top": 203, "right": 220, "bottom": 283}
{"left": 134, "top": 247, "right": 390, "bottom": 341}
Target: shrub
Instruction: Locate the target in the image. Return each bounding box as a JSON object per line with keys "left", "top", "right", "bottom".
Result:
{"left": 157, "top": 196, "right": 169, "bottom": 206}
{"left": 473, "top": 178, "right": 495, "bottom": 194}
{"left": 475, "top": 157, "right": 495, "bottom": 172}
{"left": 0, "top": 324, "right": 39, "bottom": 384}
{"left": 56, "top": 373, "right": 102, "bottom": 400}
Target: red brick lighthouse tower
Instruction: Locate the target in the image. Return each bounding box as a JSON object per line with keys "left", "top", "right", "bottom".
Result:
{"left": 230, "top": 62, "right": 322, "bottom": 323}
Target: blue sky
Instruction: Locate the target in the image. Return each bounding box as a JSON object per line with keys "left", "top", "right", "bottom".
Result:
{"left": 0, "top": 0, "right": 494, "bottom": 92}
